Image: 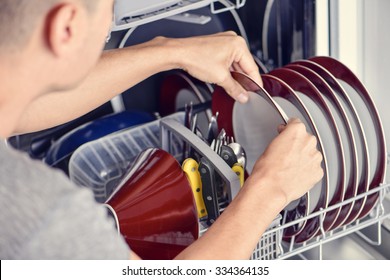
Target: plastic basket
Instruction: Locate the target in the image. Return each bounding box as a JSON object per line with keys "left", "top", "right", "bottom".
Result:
{"left": 250, "top": 215, "right": 282, "bottom": 260}
{"left": 68, "top": 113, "right": 185, "bottom": 203}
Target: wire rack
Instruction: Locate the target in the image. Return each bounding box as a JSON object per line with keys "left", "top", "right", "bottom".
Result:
{"left": 197, "top": 215, "right": 282, "bottom": 260}
{"left": 269, "top": 183, "right": 390, "bottom": 260}
{"left": 112, "top": 0, "right": 246, "bottom": 31}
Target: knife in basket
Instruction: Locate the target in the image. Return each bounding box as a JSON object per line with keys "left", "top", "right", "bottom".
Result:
{"left": 219, "top": 145, "right": 238, "bottom": 168}
{"left": 182, "top": 158, "right": 207, "bottom": 219}
{"left": 219, "top": 144, "right": 245, "bottom": 187}
{"left": 199, "top": 157, "right": 220, "bottom": 225}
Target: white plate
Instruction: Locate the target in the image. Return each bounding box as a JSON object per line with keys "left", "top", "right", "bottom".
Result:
{"left": 232, "top": 92, "right": 284, "bottom": 175}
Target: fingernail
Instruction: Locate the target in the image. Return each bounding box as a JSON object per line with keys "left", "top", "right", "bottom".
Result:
{"left": 237, "top": 93, "right": 248, "bottom": 103}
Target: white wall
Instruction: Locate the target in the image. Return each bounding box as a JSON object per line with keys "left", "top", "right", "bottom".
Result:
{"left": 330, "top": 0, "right": 390, "bottom": 182}
{"left": 360, "top": 0, "right": 390, "bottom": 181}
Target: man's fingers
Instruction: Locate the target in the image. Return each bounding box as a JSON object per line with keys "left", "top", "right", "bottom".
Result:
{"left": 278, "top": 118, "right": 301, "bottom": 133}
{"left": 215, "top": 30, "right": 238, "bottom": 37}
{"left": 232, "top": 62, "right": 244, "bottom": 73}
{"left": 287, "top": 118, "right": 303, "bottom": 125}
{"left": 278, "top": 124, "right": 286, "bottom": 133}
{"left": 217, "top": 31, "right": 263, "bottom": 87}
{"left": 236, "top": 46, "right": 263, "bottom": 87}
{"left": 219, "top": 74, "right": 249, "bottom": 104}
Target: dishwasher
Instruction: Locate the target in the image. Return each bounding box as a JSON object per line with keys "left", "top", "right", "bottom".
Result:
{"left": 8, "top": 0, "right": 390, "bottom": 260}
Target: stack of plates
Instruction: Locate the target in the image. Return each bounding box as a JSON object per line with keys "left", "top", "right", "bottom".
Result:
{"left": 212, "top": 56, "right": 387, "bottom": 243}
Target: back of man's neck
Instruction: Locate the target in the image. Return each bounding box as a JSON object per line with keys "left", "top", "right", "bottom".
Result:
{"left": 0, "top": 63, "right": 37, "bottom": 138}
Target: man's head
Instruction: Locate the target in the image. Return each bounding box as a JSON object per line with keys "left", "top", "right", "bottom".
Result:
{"left": 0, "top": 0, "right": 97, "bottom": 49}
{"left": 0, "top": 0, "right": 114, "bottom": 92}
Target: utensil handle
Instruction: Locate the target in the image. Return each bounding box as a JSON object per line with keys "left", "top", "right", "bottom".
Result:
{"left": 182, "top": 158, "right": 207, "bottom": 219}
{"left": 220, "top": 145, "right": 238, "bottom": 167}
{"left": 199, "top": 157, "right": 220, "bottom": 225}
{"left": 160, "top": 118, "right": 241, "bottom": 202}
{"left": 232, "top": 164, "right": 245, "bottom": 187}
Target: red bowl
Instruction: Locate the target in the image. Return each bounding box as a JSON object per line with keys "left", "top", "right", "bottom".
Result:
{"left": 105, "top": 148, "right": 198, "bottom": 260}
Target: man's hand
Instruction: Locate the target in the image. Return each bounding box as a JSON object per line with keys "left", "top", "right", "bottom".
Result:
{"left": 248, "top": 118, "right": 324, "bottom": 206}
{"left": 166, "top": 31, "right": 262, "bottom": 104}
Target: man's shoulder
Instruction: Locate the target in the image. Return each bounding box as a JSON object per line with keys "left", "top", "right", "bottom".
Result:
{"left": 0, "top": 143, "right": 130, "bottom": 259}
{"left": 0, "top": 142, "right": 74, "bottom": 195}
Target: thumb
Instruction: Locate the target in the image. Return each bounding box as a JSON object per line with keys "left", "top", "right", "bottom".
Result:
{"left": 219, "top": 74, "right": 249, "bottom": 104}
{"left": 278, "top": 118, "right": 303, "bottom": 133}
{"left": 278, "top": 124, "right": 287, "bottom": 134}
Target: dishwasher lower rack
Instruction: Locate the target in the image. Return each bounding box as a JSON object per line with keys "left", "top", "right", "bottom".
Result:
{"left": 71, "top": 116, "right": 389, "bottom": 260}
{"left": 160, "top": 119, "right": 390, "bottom": 260}
{"left": 272, "top": 183, "right": 390, "bottom": 260}
{"left": 198, "top": 184, "right": 390, "bottom": 260}
{"left": 198, "top": 215, "right": 283, "bottom": 260}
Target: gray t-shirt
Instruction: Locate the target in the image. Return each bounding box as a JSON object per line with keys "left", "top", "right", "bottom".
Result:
{"left": 0, "top": 140, "right": 130, "bottom": 259}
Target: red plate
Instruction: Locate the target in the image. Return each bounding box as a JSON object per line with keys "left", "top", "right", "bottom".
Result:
{"left": 262, "top": 74, "right": 328, "bottom": 242}
{"left": 310, "top": 57, "right": 387, "bottom": 221}
{"left": 159, "top": 71, "right": 213, "bottom": 136}
{"left": 295, "top": 60, "right": 370, "bottom": 226}
{"left": 287, "top": 64, "right": 359, "bottom": 230}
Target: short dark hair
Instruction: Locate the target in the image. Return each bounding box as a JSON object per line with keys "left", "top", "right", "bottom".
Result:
{"left": 0, "top": 0, "right": 98, "bottom": 49}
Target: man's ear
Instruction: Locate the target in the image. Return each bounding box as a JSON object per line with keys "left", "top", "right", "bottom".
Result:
{"left": 45, "top": 3, "right": 86, "bottom": 57}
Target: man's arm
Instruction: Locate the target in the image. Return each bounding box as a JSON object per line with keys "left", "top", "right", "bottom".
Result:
{"left": 14, "top": 32, "right": 261, "bottom": 135}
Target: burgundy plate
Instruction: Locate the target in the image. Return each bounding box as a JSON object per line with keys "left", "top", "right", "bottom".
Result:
{"left": 262, "top": 74, "right": 327, "bottom": 242}
{"left": 295, "top": 60, "right": 370, "bottom": 226}
{"left": 270, "top": 68, "right": 345, "bottom": 242}
{"left": 105, "top": 148, "right": 198, "bottom": 260}
{"left": 159, "top": 71, "right": 212, "bottom": 135}
{"left": 287, "top": 64, "right": 359, "bottom": 230}
{"left": 310, "top": 57, "right": 387, "bottom": 221}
